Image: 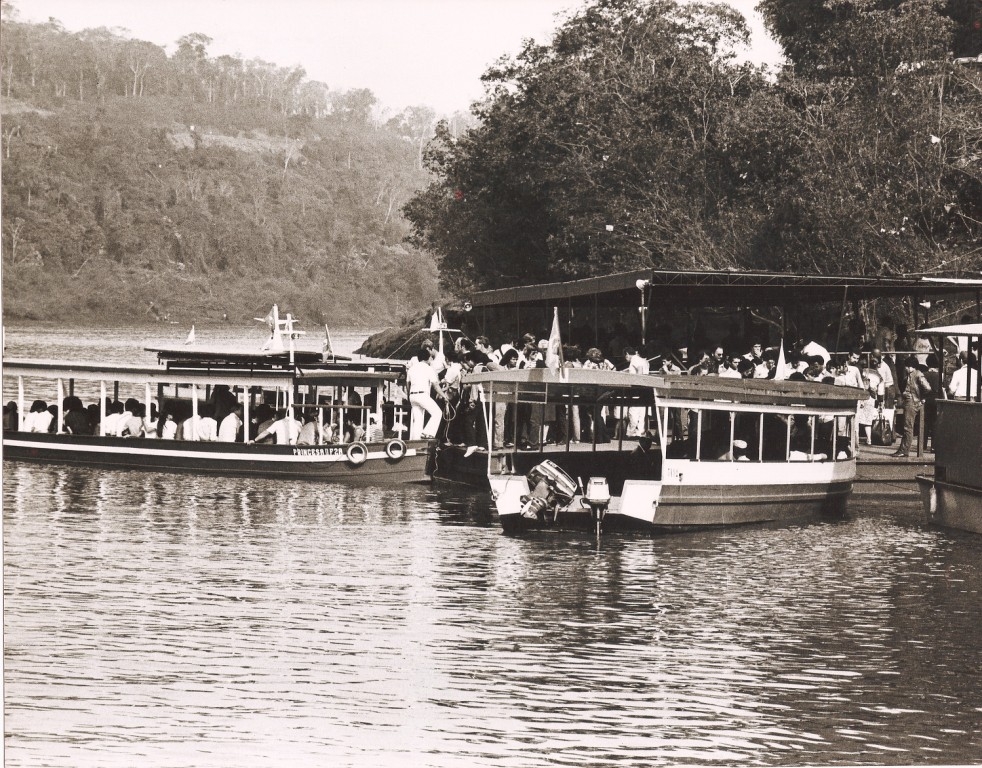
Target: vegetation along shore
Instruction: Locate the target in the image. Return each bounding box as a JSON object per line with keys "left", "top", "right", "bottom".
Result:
{"left": 2, "top": 0, "right": 981, "bottom": 332}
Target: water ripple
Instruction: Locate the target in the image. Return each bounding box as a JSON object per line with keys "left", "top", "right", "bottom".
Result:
{"left": 4, "top": 460, "right": 982, "bottom": 767}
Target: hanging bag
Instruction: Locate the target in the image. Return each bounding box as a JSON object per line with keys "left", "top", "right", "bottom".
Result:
{"left": 871, "top": 406, "right": 895, "bottom": 446}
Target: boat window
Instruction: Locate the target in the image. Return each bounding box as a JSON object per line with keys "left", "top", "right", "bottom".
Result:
{"left": 660, "top": 406, "right": 856, "bottom": 462}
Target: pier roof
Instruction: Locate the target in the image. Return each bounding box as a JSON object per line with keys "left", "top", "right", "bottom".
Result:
{"left": 469, "top": 269, "right": 982, "bottom": 309}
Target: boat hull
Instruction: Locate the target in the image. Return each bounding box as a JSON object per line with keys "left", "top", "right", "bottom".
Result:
{"left": 920, "top": 399, "right": 982, "bottom": 534}
{"left": 498, "top": 480, "right": 852, "bottom": 534}
{"left": 2, "top": 434, "right": 430, "bottom": 484}
{"left": 917, "top": 475, "right": 982, "bottom": 535}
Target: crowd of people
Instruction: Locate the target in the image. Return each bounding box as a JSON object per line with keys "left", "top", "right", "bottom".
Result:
{"left": 4, "top": 315, "right": 976, "bottom": 461}
{"left": 402, "top": 315, "right": 979, "bottom": 458}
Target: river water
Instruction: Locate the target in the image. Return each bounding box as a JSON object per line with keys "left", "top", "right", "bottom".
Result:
{"left": 3, "top": 325, "right": 981, "bottom": 767}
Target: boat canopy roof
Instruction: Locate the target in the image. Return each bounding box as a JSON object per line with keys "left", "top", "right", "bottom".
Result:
{"left": 147, "top": 344, "right": 351, "bottom": 366}
{"left": 916, "top": 322, "right": 982, "bottom": 337}
{"left": 2, "top": 358, "right": 404, "bottom": 389}
{"left": 464, "top": 367, "right": 865, "bottom": 411}
{"left": 469, "top": 269, "right": 982, "bottom": 310}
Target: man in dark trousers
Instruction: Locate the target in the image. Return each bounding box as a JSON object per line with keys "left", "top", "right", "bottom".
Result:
{"left": 893, "top": 358, "right": 932, "bottom": 458}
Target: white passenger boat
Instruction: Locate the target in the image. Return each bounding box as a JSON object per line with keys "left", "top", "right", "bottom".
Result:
{"left": 460, "top": 367, "right": 865, "bottom": 534}
{"left": 914, "top": 323, "right": 982, "bottom": 534}
{"left": 2, "top": 311, "right": 428, "bottom": 485}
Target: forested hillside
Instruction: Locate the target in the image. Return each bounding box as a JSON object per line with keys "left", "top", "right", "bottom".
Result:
{"left": 1, "top": 4, "right": 458, "bottom": 325}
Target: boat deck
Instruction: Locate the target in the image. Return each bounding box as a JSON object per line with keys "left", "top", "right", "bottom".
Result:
{"left": 854, "top": 442, "right": 934, "bottom": 500}
{"left": 437, "top": 438, "right": 932, "bottom": 501}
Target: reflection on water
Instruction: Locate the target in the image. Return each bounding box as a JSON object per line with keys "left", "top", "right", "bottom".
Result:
{"left": 4, "top": 462, "right": 981, "bottom": 768}
{"left": 4, "top": 325, "right": 982, "bottom": 765}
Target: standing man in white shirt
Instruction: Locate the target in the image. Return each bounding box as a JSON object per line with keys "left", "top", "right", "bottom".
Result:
{"left": 718, "top": 355, "right": 743, "bottom": 379}
{"left": 624, "top": 346, "right": 650, "bottom": 436}
{"left": 948, "top": 352, "right": 980, "bottom": 400}
{"left": 407, "top": 351, "right": 443, "bottom": 439}
{"left": 839, "top": 351, "right": 865, "bottom": 389}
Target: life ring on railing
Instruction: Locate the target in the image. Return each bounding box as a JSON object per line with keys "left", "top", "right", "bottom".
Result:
{"left": 346, "top": 441, "right": 368, "bottom": 466}
{"left": 385, "top": 439, "right": 407, "bottom": 461}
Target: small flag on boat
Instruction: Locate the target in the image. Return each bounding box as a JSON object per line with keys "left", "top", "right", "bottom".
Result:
{"left": 774, "top": 338, "right": 789, "bottom": 381}
{"left": 322, "top": 325, "right": 334, "bottom": 362}
{"left": 184, "top": 325, "right": 196, "bottom": 345}
{"left": 428, "top": 306, "right": 446, "bottom": 331}
{"left": 546, "top": 307, "right": 564, "bottom": 376}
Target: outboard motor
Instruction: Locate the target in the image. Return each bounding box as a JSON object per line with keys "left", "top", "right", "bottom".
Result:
{"left": 580, "top": 477, "right": 612, "bottom": 535}
{"left": 520, "top": 460, "right": 577, "bottom": 522}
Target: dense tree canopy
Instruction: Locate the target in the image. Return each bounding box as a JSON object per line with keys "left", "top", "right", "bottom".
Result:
{"left": 404, "top": 0, "right": 982, "bottom": 296}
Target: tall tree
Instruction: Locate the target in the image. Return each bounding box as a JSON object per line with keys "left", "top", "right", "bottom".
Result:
{"left": 404, "top": 0, "right": 761, "bottom": 292}
{"left": 756, "top": 0, "right": 957, "bottom": 79}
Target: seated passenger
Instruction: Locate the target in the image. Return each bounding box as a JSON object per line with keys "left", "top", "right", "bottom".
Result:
{"left": 62, "top": 397, "right": 89, "bottom": 435}
{"left": 86, "top": 403, "right": 101, "bottom": 435}
{"left": 160, "top": 412, "right": 178, "bottom": 440}
{"left": 120, "top": 398, "right": 145, "bottom": 437}
{"left": 365, "top": 414, "right": 385, "bottom": 443}
{"left": 296, "top": 410, "right": 319, "bottom": 445}
{"left": 789, "top": 415, "right": 814, "bottom": 458}
{"left": 3, "top": 401, "right": 18, "bottom": 432}
{"left": 209, "top": 385, "right": 238, "bottom": 425}
{"left": 252, "top": 404, "right": 276, "bottom": 444}
{"left": 102, "top": 400, "right": 126, "bottom": 436}
{"left": 144, "top": 404, "right": 159, "bottom": 438}
{"left": 194, "top": 403, "right": 219, "bottom": 442}
{"left": 322, "top": 420, "right": 339, "bottom": 444}
{"left": 249, "top": 408, "right": 301, "bottom": 445}
{"left": 218, "top": 403, "right": 243, "bottom": 443}
{"left": 24, "top": 400, "right": 54, "bottom": 433}
{"left": 344, "top": 417, "right": 366, "bottom": 444}
{"left": 46, "top": 404, "right": 60, "bottom": 432}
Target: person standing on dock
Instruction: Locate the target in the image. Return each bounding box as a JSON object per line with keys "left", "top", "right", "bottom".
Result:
{"left": 407, "top": 351, "right": 443, "bottom": 440}
{"left": 893, "top": 358, "right": 932, "bottom": 458}
{"left": 624, "top": 346, "right": 650, "bottom": 436}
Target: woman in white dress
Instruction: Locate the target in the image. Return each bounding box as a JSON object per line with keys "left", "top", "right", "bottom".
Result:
{"left": 857, "top": 367, "right": 880, "bottom": 445}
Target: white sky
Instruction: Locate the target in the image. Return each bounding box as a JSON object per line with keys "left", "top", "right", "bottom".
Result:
{"left": 13, "top": 0, "right": 784, "bottom": 116}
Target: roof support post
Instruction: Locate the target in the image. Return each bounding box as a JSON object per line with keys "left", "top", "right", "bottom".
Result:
{"left": 243, "top": 390, "right": 250, "bottom": 443}
{"left": 100, "top": 381, "right": 107, "bottom": 436}
{"left": 145, "top": 382, "right": 152, "bottom": 433}
{"left": 55, "top": 378, "right": 63, "bottom": 433}
{"left": 18, "top": 376, "right": 25, "bottom": 431}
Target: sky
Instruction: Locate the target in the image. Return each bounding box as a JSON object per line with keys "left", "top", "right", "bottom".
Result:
{"left": 13, "top": 0, "right": 785, "bottom": 116}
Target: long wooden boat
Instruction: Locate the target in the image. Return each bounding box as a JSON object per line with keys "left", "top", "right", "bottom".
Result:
{"left": 446, "top": 367, "right": 865, "bottom": 534}
{"left": 914, "top": 323, "right": 982, "bottom": 534}
{"left": 2, "top": 347, "right": 428, "bottom": 485}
